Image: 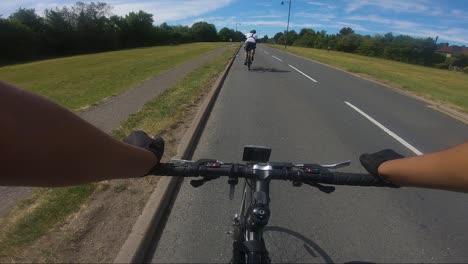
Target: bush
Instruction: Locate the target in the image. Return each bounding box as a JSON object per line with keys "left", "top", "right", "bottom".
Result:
{"left": 434, "top": 63, "right": 448, "bottom": 69}
{"left": 464, "top": 66, "right": 468, "bottom": 74}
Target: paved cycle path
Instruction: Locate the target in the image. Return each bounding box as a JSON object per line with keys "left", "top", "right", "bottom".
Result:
{"left": 148, "top": 44, "right": 468, "bottom": 263}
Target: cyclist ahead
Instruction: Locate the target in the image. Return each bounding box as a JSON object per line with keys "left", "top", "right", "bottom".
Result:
{"left": 244, "top": 30, "right": 258, "bottom": 65}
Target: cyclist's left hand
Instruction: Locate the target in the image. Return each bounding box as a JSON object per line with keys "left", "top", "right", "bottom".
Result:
{"left": 359, "top": 149, "right": 404, "bottom": 186}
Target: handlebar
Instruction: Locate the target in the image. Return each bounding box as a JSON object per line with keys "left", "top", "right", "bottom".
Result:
{"left": 151, "top": 159, "right": 394, "bottom": 188}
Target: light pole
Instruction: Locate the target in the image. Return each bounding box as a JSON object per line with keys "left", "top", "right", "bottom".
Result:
{"left": 235, "top": 22, "right": 241, "bottom": 32}
{"left": 281, "top": 0, "right": 292, "bottom": 49}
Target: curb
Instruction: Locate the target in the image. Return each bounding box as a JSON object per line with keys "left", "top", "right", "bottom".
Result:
{"left": 113, "top": 44, "right": 241, "bottom": 264}
{"left": 266, "top": 45, "right": 468, "bottom": 124}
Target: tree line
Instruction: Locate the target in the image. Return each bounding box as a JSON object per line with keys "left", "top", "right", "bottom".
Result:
{"left": 0, "top": 2, "right": 246, "bottom": 63}
{"left": 2, "top": 1, "right": 466, "bottom": 71}
{"left": 267, "top": 27, "right": 468, "bottom": 70}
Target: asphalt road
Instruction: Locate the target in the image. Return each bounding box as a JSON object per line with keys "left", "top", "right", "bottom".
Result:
{"left": 147, "top": 44, "right": 468, "bottom": 263}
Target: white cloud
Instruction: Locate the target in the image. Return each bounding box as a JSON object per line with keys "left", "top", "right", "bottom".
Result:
{"left": 0, "top": 0, "right": 75, "bottom": 15}
{"left": 295, "top": 11, "right": 336, "bottom": 21}
{"left": 345, "top": 14, "right": 468, "bottom": 44}
{"left": 334, "top": 21, "right": 370, "bottom": 32}
{"left": 347, "top": 15, "right": 420, "bottom": 29}
{"left": 306, "top": 1, "right": 335, "bottom": 9}
{"left": 395, "top": 27, "right": 468, "bottom": 44}
{"left": 292, "top": 22, "right": 325, "bottom": 29}
{"left": 251, "top": 14, "right": 282, "bottom": 19}
{"left": 345, "top": 0, "right": 430, "bottom": 14}
{"left": 233, "top": 19, "right": 325, "bottom": 30}
{"left": 186, "top": 15, "right": 237, "bottom": 28}
{"left": 108, "top": 0, "right": 234, "bottom": 24}
{"left": 241, "top": 20, "right": 286, "bottom": 27}
{"left": 255, "top": 2, "right": 272, "bottom": 7}
{"left": 0, "top": 0, "right": 234, "bottom": 23}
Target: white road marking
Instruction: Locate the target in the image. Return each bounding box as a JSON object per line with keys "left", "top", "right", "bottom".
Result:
{"left": 288, "top": 65, "right": 318, "bottom": 83}
{"left": 272, "top": 55, "right": 283, "bottom": 61}
{"left": 345, "top": 101, "right": 423, "bottom": 155}
{"left": 264, "top": 51, "right": 270, "bottom": 54}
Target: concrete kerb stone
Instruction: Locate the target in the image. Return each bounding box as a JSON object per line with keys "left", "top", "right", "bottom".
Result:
{"left": 113, "top": 44, "right": 242, "bottom": 264}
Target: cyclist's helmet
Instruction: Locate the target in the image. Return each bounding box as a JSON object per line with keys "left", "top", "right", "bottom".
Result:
{"left": 250, "top": 29, "right": 256, "bottom": 34}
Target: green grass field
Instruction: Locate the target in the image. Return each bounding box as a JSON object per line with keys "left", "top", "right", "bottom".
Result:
{"left": 268, "top": 44, "right": 468, "bottom": 112}
{"left": 113, "top": 45, "right": 237, "bottom": 139}
{"left": 0, "top": 42, "right": 227, "bottom": 111}
{"left": 0, "top": 45, "right": 237, "bottom": 260}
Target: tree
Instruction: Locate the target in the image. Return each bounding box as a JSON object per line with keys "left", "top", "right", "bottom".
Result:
{"left": 356, "top": 35, "right": 383, "bottom": 57}
{"left": 43, "top": 7, "right": 76, "bottom": 54}
{"left": 294, "top": 31, "right": 316, "bottom": 47}
{"left": 218, "top": 27, "right": 235, "bottom": 42}
{"left": 261, "top": 35, "right": 269, "bottom": 43}
{"left": 73, "top": 2, "right": 118, "bottom": 51}
{"left": 233, "top": 31, "right": 245, "bottom": 42}
{"left": 452, "top": 54, "right": 468, "bottom": 67}
{"left": 337, "top": 33, "right": 362, "bottom": 52}
{"left": 339, "top": 27, "right": 354, "bottom": 36}
{"left": 299, "top": 28, "right": 315, "bottom": 37}
{"left": 283, "top": 30, "right": 298, "bottom": 45}
{"left": 273, "top": 32, "right": 283, "bottom": 43}
{"left": 9, "top": 8, "right": 44, "bottom": 32}
{"left": 0, "top": 19, "right": 36, "bottom": 61}
{"left": 124, "top": 11, "right": 154, "bottom": 46}
{"left": 191, "top": 21, "right": 218, "bottom": 42}
{"left": 170, "top": 25, "right": 192, "bottom": 44}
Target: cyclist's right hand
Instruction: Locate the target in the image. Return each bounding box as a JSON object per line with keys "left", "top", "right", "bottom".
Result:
{"left": 359, "top": 149, "right": 404, "bottom": 186}
{"left": 124, "top": 130, "right": 165, "bottom": 170}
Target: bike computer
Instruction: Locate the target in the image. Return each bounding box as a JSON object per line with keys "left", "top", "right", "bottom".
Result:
{"left": 242, "top": 145, "right": 271, "bottom": 163}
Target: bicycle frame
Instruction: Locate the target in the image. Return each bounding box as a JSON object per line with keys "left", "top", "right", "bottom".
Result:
{"left": 245, "top": 48, "right": 253, "bottom": 70}
{"left": 155, "top": 147, "right": 378, "bottom": 263}
{"left": 232, "top": 165, "right": 272, "bottom": 264}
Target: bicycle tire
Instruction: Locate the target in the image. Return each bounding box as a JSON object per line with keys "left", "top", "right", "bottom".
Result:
{"left": 263, "top": 226, "right": 333, "bottom": 263}
{"left": 231, "top": 181, "right": 253, "bottom": 264}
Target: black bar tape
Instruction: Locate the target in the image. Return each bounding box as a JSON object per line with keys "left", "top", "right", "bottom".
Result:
{"left": 323, "top": 172, "right": 385, "bottom": 186}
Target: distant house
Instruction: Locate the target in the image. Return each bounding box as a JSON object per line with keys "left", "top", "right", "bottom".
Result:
{"left": 436, "top": 43, "right": 468, "bottom": 57}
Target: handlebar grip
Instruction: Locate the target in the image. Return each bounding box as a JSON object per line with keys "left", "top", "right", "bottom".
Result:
{"left": 150, "top": 162, "right": 193, "bottom": 176}
{"left": 150, "top": 162, "right": 241, "bottom": 177}
{"left": 316, "top": 172, "right": 390, "bottom": 187}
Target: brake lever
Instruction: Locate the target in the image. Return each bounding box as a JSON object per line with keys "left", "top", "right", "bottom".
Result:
{"left": 321, "top": 160, "right": 351, "bottom": 169}
{"left": 303, "top": 180, "right": 335, "bottom": 194}
{"left": 190, "top": 176, "right": 220, "bottom": 188}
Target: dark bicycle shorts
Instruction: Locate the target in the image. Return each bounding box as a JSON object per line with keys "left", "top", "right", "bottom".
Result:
{"left": 245, "top": 42, "right": 256, "bottom": 51}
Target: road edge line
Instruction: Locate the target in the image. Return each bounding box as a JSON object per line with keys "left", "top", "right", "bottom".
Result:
{"left": 113, "top": 44, "right": 242, "bottom": 264}
{"left": 345, "top": 101, "right": 423, "bottom": 156}
{"left": 265, "top": 45, "right": 468, "bottom": 124}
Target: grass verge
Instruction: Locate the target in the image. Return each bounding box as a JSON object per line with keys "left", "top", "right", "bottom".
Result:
{"left": 0, "top": 42, "right": 227, "bottom": 111}
{"left": 0, "top": 185, "right": 95, "bottom": 258}
{"left": 0, "top": 44, "right": 237, "bottom": 259}
{"left": 113, "top": 45, "right": 236, "bottom": 139}
{"left": 267, "top": 44, "right": 468, "bottom": 112}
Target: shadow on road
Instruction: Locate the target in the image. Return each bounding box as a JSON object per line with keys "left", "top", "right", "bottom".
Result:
{"left": 264, "top": 226, "right": 334, "bottom": 263}
{"left": 264, "top": 226, "right": 377, "bottom": 264}
{"left": 249, "top": 66, "right": 291, "bottom": 73}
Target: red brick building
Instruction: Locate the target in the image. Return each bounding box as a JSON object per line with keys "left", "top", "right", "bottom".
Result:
{"left": 436, "top": 43, "right": 468, "bottom": 57}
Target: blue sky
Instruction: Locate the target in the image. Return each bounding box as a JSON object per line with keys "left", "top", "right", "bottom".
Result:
{"left": 1, "top": 0, "right": 467, "bottom": 45}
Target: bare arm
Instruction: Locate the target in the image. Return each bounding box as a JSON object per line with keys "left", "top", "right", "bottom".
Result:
{"left": 379, "top": 142, "right": 468, "bottom": 192}
{"left": 0, "top": 81, "right": 157, "bottom": 187}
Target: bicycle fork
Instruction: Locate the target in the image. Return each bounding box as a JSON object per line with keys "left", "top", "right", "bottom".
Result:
{"left": 230, "top": 179, "right": 271, "bottom": 264}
